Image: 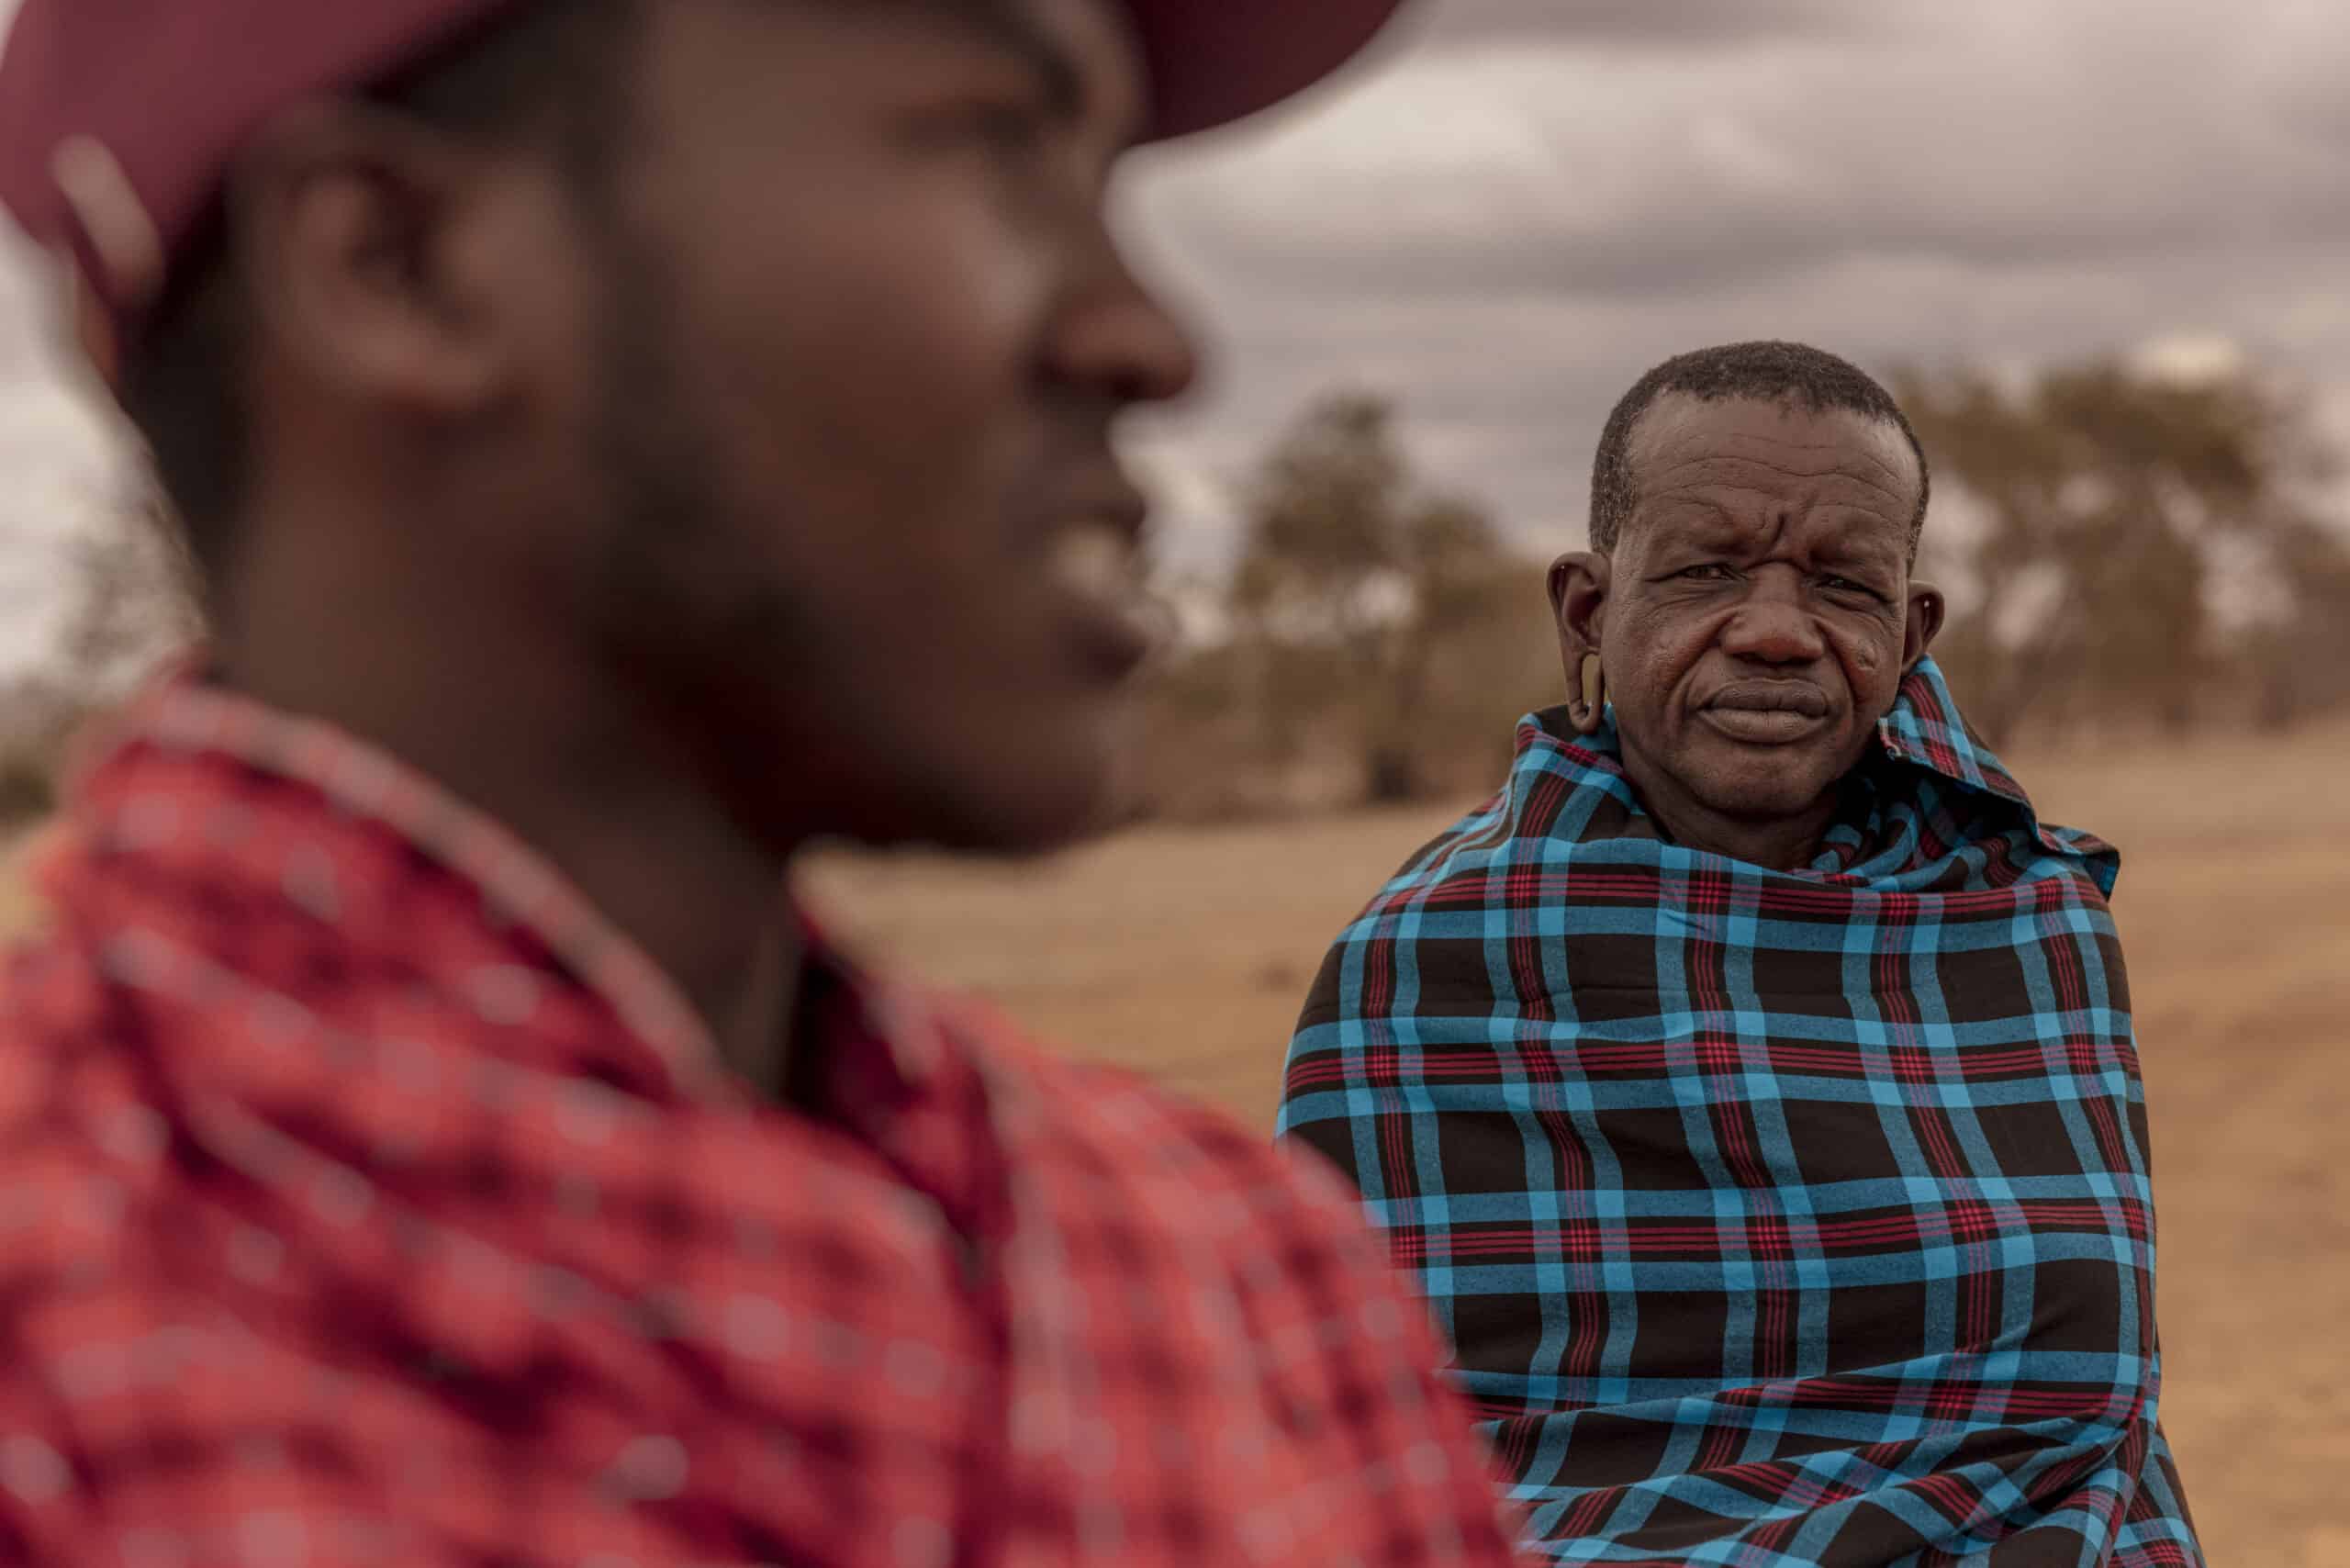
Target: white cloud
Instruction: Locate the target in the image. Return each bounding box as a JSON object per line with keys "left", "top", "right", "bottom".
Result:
{"left": 1118, "top": 0, "right": 2350, "bottom": 554}
{"left": 1416, "top": 0, "right": 1886, "bottom": 50}
{"left": 2132, "top": 333, "right": 2253, "bottom": 387}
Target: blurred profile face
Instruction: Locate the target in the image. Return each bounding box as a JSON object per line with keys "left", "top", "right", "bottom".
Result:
{"left": 1586, "top": 395, "right": 1941, "bottom": 828}
{"left": 538, "top": 0, "right": 1196, "bottom": 852}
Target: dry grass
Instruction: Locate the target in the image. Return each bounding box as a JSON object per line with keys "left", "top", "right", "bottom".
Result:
{"left": 8, "top": 725, "right": 2346, "bottom": 1562}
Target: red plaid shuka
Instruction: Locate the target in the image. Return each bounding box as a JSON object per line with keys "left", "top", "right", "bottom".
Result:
{"left": 0, "top": 677, "right": 1527, "bottom": 1568}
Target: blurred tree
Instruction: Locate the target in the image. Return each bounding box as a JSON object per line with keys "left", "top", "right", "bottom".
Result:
{"left": 1226, "top": 392, "right": 1551, "bottom": 804}
{"left": 1899, "top": 361, "right": 2350, "bottom": 743}
{"left": 2236, "top": 516, "right": 2350, "bottom": 729}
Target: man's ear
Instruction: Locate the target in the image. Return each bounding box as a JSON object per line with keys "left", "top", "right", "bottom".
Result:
{"left": 229, "top": 99, "right": 519, "bottom": 416}
{"left": 1904, "top": 580, "right": 1946, "bottom": 672}
{"left": 1548, "top": 551, "right": 1611, "bottom": 734}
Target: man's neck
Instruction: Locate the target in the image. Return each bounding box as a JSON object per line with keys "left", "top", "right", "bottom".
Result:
{"left": 211, "top": 506, "right": 806, "bottom": 1094}
{"left": 1617, "top": 757, "right": 1841, "bottom": 873}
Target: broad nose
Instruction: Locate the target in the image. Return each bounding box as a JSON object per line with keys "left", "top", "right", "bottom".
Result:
{"left": 1044, "top": 233, "right": 1200, "bottom": 408}
{"left": 1719, "top": 571, "right": 1827, "bottom": 666}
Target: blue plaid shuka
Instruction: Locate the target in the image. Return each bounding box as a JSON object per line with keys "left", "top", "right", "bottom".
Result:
{"left": 1276, "top": 659, "right": 2201, "bottom": 1567}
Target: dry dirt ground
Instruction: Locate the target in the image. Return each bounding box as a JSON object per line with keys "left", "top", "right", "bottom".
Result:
{"left": 6, "top": 724, "right": 2346, "bottom": 1562}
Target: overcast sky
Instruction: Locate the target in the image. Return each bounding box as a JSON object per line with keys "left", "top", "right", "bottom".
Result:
{"left": 6, "top": 0, "right": 2350, "bottom": 667}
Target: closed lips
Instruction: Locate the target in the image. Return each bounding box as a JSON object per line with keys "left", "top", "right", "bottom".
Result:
{"left": 1707, "top": 681, "right": 1830, "bottom": 718}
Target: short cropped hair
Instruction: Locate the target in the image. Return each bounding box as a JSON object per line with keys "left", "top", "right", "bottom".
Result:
{"left": 1587, "top": 340, "right": 1930, "bottom": 556}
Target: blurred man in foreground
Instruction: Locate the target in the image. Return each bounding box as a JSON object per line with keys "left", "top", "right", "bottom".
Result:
{"left": 1279, "top": 342, "right": 2200, "bottom": 1565}
{"left": 0, "top": 2, "right": 1531, "bottom": 1562}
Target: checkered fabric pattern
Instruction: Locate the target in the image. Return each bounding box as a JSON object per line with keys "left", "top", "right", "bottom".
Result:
{"left": 1276, "top": 658, "right": 2201, "bottom": 1566}
{"left": 0, "top": 675, "right": 1528, "bottom": 1568}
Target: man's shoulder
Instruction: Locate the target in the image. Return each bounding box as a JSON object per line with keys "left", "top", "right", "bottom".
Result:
{"left": 0, "top": 933, "right": 175, "bottom": 1501}
{"left": 0, "top": 923, "right": 109, "bottom": 1122}
{"left": 0, "top": 924, "right": 165, "bottom": 1219}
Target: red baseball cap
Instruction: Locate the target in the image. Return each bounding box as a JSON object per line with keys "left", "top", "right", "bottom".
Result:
{"left": 0, "top": 0, "right": 1409, "bottom": 384}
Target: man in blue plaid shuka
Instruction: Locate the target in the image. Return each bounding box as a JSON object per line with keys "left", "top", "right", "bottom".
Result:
{"left": 1277, "top": 344, "right": 2201, "bottom": 1566}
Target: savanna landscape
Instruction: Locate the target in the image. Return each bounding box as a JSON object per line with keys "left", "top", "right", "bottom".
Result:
{"left": 8, "top": 2, "right": 2350, "bottom": 1559}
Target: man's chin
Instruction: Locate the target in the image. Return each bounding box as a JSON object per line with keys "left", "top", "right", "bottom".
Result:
{"left": 1685, "top": 741, "right": 1848, "bottom": 824}
{"left": 792, "top": 687, "right": 1136, "bottom": 856}
{"left": 845, "top": 755, "right": 1122, "bottom": 858}
{"left": 923, "top": 797, "right": 1115, "bottom": 857}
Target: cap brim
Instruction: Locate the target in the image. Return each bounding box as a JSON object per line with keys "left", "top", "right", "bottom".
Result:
{"left": 1128, "top": 0, "right": 1410, "bottom": 141}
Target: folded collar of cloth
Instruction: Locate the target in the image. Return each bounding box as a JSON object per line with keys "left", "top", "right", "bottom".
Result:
{"left": 1532, "top": 655, "right": 2116, "bottom": 893}
{"left": 38, "top": 663, "right": 935, "bottom": 1104}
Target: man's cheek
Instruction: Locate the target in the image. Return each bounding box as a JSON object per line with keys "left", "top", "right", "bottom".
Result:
{"left": 1830, "top": 629, "right": 1893, "bottom": 701}
{"left": 1847, "top": 633, "right": 1890, "bottom": 683}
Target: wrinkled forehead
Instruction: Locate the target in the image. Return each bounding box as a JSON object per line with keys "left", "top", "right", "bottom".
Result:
{"left": 1625, "top": 392, "right": 1921, "bottom": 549}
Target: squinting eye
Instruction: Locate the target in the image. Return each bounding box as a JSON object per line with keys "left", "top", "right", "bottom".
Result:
{"left": 1678, "top": 564, "right": 1735, "bottom": 582}
{"left": 1821, "top": 575, "right": 1880, "bottom": 598}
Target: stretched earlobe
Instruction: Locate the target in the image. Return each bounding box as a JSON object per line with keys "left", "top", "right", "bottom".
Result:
{"left": 1550, "top": 550, "right": 1611, "bottom": 737}
{"left": 1904, "top": 582, "right": 1948, "bottom": 671}
{"left": 1572, "top": 654, "right": 1606, "bottom": 735}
